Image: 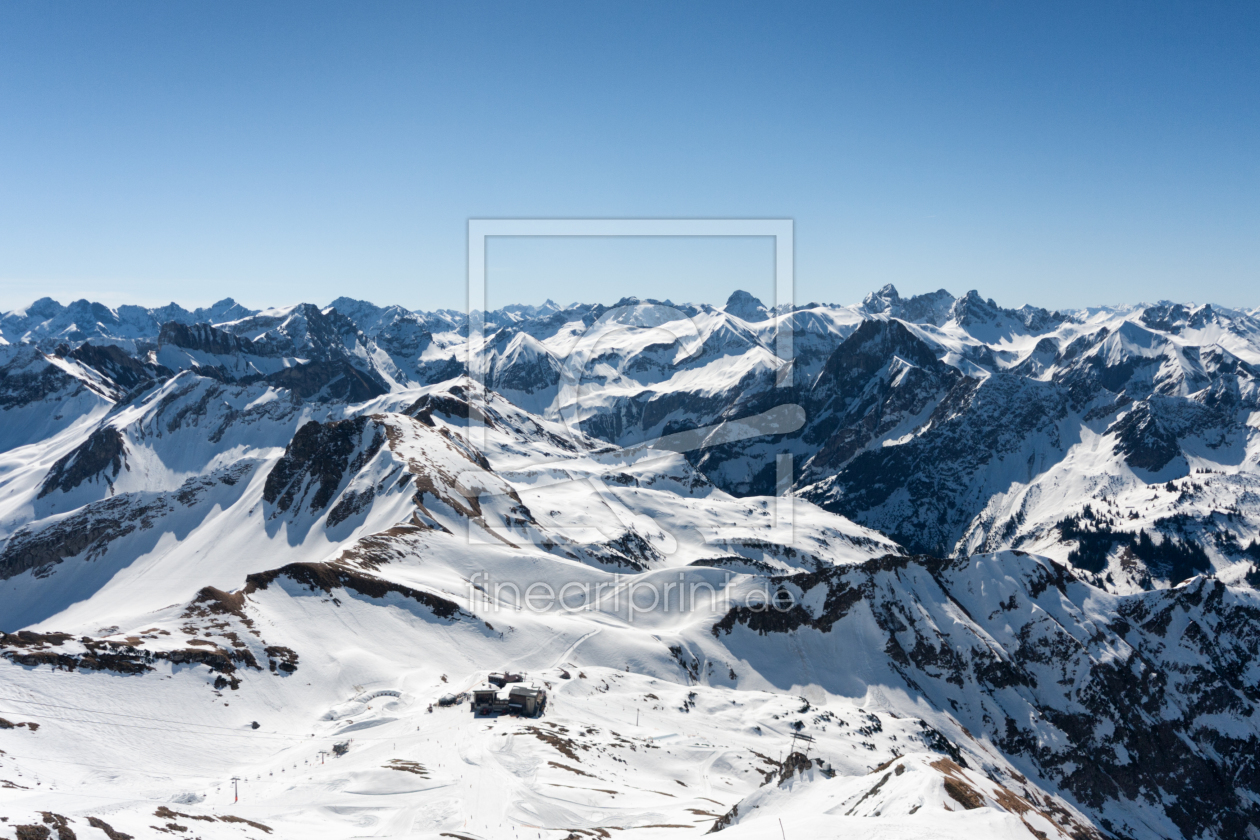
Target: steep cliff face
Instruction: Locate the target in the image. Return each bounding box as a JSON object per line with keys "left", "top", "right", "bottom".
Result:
{"left": 158, "top": 320, "right": 252, "bottom": 356}
{"left": 38, "top": 426, "right": 128, "bottom": 498}
{"left": 263, "top": 417, "right": 387, "bottom": 518}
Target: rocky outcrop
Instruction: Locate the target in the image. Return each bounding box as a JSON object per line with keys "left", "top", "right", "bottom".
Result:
{"left": 62, "top": 342, "right": 171, "bottom": 393}
{"left": 1106, "top": 400, "right": 1183, "bottom": 473}
{"left": 38, "top": 426, "right": 126, "bottom": 497}
{"left": 0, "top": 346, "right": 105, "bottom": 408}
{"left": 158, "top": 321, "right": 252, "bottom": 355}
{"left": 256, "top": 359, "right": 389, "bottom": 403}
{"left": 264, "top": 417, "right": 385, "bottom": 517}
{"left": 243, "top": 561, "right": 466, "bottom": 620}
{"left": 712, "top": 551, "right": 1260, "bottom": 839}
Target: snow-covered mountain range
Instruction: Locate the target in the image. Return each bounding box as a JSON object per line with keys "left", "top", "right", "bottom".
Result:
{"left": 2, "top": 287, "right": 1259, "bottom": 839}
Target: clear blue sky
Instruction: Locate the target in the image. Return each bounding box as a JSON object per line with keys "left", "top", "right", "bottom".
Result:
{"left": 1, "top": 1, "right": 1256, "bottom": 313}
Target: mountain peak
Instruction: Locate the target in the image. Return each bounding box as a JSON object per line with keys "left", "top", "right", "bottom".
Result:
{"left": 860, "top": 286, "right": 955, "bottom": 325}
{"left": 724, "top": 289, "right": 768, "bottom": 322}
{"left": 948, "top": 290, "right": 1072, "bottom": 335}
{"left": 25, "top": 296, "right": 65, "bottom": 318}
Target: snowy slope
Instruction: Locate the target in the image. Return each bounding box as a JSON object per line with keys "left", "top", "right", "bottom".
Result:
{"left": 3, "top": 289, "right": 1260, "bottom": 839}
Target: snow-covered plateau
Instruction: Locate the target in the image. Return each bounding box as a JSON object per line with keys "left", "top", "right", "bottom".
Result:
{"left": 2, "top": 287, "right": 1260, "bottom": 839}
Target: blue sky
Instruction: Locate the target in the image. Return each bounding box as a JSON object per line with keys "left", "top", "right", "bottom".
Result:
{"left": 0, "top": 1, "right": 1256, "bottom": 313}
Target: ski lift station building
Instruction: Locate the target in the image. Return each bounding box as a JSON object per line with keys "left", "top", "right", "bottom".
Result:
{"left": 471, "top": 682, "right": 546, "bottom": 717}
